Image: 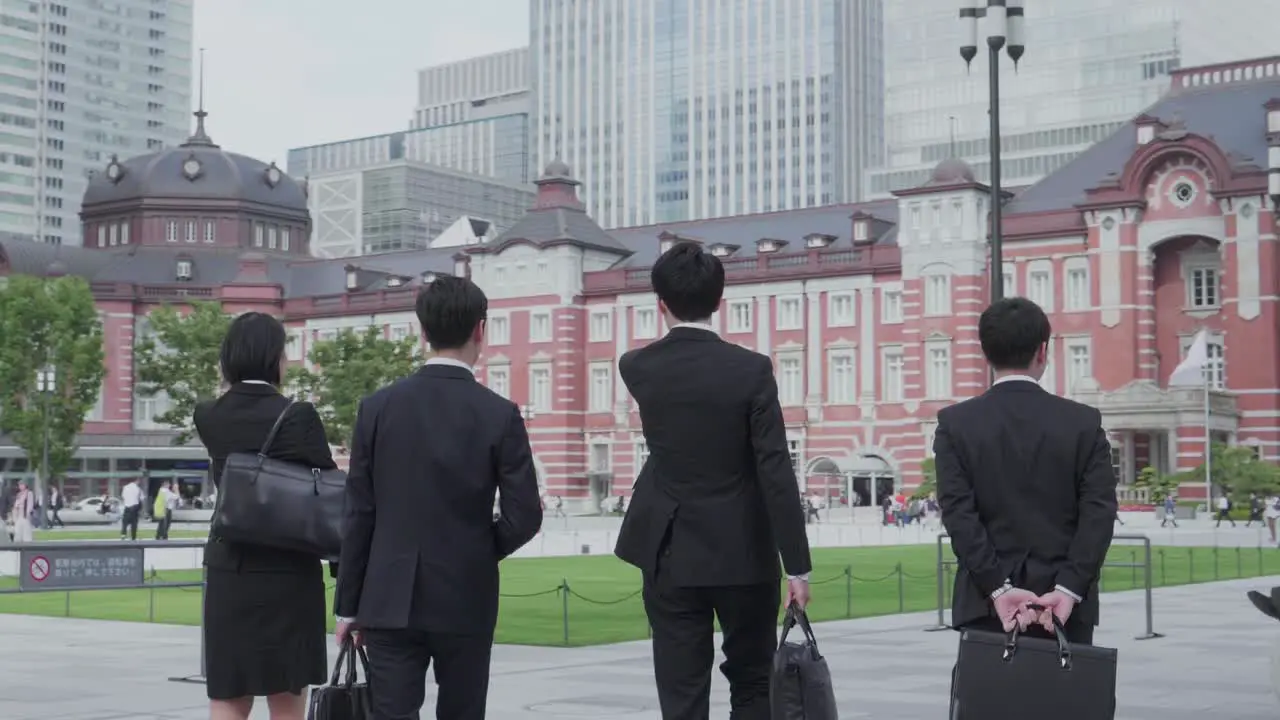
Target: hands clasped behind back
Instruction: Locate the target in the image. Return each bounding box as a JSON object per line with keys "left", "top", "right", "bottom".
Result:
{"left": 993, "top": 588, "right": 1075, "bottom": 633}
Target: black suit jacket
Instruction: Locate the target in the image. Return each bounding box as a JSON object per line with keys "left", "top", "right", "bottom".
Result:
{"left": 614, "top": 327, "right": 812, "bottom": 587}
{"left": 194, "top": 383, "right": 337, "bottom": 574}
{"left": 334, "top": 363, "right": 543, "bottom": 634}
{"left": 935, "top": 380, "right": 1118, "bottom": 629}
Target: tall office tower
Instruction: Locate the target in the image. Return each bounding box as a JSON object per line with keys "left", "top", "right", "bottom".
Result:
{"left": 869, "top": 0, "right": 1276, "bottom": 197}
{"left": 1, "top": 0, "right": 192, "bottom": 245}
{"left": 531, "top": 0, "right": 884, "bottom": 229}
{"left": 412, "top": 47, "right": 530, "bottom": 129}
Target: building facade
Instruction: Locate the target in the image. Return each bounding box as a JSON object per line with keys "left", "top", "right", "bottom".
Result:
{"left": 411, "top": 47, "right": 530, "bottom": 131}
{"left": 1, "top": 57, "right": 1278, "bottom": 508}
{"left": 530, "top": 0, "right": 885, "bottom": 229}
{"left": 2, "top": 0, "right": 192, "bottom": 247}
{"left": 305, "top": 159, "right": 535, "bottom": 258}
{"left": 870, "top": 0, "right": 1277, "bottom": 197}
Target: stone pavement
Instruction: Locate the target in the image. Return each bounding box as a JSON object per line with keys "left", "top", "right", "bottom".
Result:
{"left": 0, "top": 577, "right": 1277, "bottom": 719}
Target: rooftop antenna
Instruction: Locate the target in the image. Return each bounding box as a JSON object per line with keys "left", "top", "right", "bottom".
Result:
{"left": 183, "top": 47, "right": 217, "bottom": 147}
{"left": 948, "top": 116, "right": 958, "bottom": 157}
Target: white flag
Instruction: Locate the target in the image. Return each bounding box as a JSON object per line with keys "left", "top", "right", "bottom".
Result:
{"left": 1169, "top": 329, "right": 1209, "bottom": 387}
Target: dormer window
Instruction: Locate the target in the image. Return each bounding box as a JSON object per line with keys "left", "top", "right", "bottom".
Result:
{"left": 386, "top": 276, "right": 404, "bottom": 288}
{"left": 421, "top": 272, "right": 437, "bottom": 285}
{"left": 175, "top": 259, "right": 192, "bottom": 281}
{"left": 1137, "top": 125, "right": 1155, "bottom": 145}
{"left": 453, "top": 257, "right": 467, "bottom": 277}
{"left": 345, "top": 266, "right": 358, "bottom": 292}
{"left": 756, "top": 238, "right": 787, "bottom": 254}
{"left": 1134, "top": 113, "right": 1164, "bottom": 145}
{"left": 659, "top": 239, "right": 674, "bottom": 254}
{"left": 709, "top": 243, "right": 738, "bottom": 258}
{"left": 1268, "top": 100, "right": 1280, "bottom": 133}
{"left": 853, "top": 220, "right": 868, "bottom": 243}
{"left": 804, "top": 233, "right": 836, "bottom": 249}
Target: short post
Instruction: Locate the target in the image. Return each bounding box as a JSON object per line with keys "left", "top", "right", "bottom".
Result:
{"left": 63, "top": 590, "right": 70, "bottom": 617}
{"left": 1129, "top": 549, "right": 1137, "bottom": 588}
{"left": 1134, "top": 537, "right": 1164, "bottom": 640}
{"left": 896, "top": 562, "right": 905, "bottom": 613}
{"left": 561, "top": 579, "right": 570, "bottom": 647}
{"left": 1189, "top": 548, "right": 1196, "bottom": 582}
{"left": 844, "top": 565, "right": 852, "bottom": 618}
{"left": 1159, "top": 549, "right": 1166, "bottom": 586}
{"left": 1260, "top": 545, "right": 1266, "bottom": 576}
{"left": 1236, "top": 546, "right": 1243, "bottom": 578}
{"left": 1213, "top": 546, "right": 1220, "bottom": 580}
{"left": 924, "top": 533, "right": 950, "bottom": 631}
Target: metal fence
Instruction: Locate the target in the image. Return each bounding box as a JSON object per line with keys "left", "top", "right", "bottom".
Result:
{"left": 925, "top": 533, "right": 1165, "bottom": 640}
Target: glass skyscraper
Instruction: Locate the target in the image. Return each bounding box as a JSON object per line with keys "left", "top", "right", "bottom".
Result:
{"left": 531, "top": 0, "right": 884, "bottom": 229}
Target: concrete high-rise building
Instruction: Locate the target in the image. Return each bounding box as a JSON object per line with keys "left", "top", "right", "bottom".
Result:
{"left": 531, "top": 0, "right": 885, "bottom": 229}
{"left": 2, "top": 0, "right": 192, "bottom": 246}
{"left": 869, "top": 0, "right": 1276, "bottom": 197}
{"left": 411, "top": 47, "right": 530, "bottom": 130}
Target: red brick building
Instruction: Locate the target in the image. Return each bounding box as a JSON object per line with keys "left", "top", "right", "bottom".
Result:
{"left": 2, "top": 57, "right": 1279, "bottom": 509}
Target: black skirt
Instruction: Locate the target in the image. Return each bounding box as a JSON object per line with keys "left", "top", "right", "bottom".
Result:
{"left": 203, "top": 564, "right": 328, "bottom": 700}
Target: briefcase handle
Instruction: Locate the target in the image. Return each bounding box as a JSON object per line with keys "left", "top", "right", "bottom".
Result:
{"left": 1004, "top": 604, "right": 1073, "bottom": 670}
{"left": 779, "top": 603, "right": 820, "bottom": 654}
{"left": 329, "top": 635, "right": 372, "bottom": 689}
{"left": 256, "top": 400, "right": 298, "bottom": 464}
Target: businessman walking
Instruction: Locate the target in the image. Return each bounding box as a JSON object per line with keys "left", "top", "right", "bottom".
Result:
{"left": 615, "top": 241, "right": 812, "bottom": 720}
{"left": 335, "top": 276, "right": 544, "bottom": 720}
{"left": 936, "top": 297, "right": 1118, "bottom": 645}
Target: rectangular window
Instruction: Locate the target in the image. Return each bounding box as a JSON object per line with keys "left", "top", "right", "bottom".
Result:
{"left": 727, "top": 300, "right": 753, "bottom": 333}
{"left": 1066, "top": 339, "right": 1092, "bottom": 392}
{"left": 486, "top": 365, "right": 510, "bottom": 399}
{"left": 881, "top": 289, "right": 903, "bottom": 324}
{"left": 487, "top": 315, "right": 510, "bottom": 345}
{"left": 529, "top": 310, "right": 552, "bottom": 343}
{"left": 950, "top": 198, "right": 964, "bottom": 237}
{"left": 280, "top": 227, "right": 290, "bottom": 251}
{"left": 828, "top": 292, "right": 855, "bottom": 327}
{"left": 165, "top": 221, "right": 177, "bottom": 242}
{"left": 1187, "top": 266, "right": 1219, "bottom": 309}
{"left": 777, "top": 356, "right": 803, "bottom": 406}
{"left": 787, "top": 438, "right": 802, "bottom": 479}
{"left": 633, "top": 307, "right": 658, "bottom": 339}
{"left": 635, "top": 441, "right": 650, "bottom": 470}
{"left": 108, "top": 223, "right": 117, "bottom": 246}
{"left": 776, "top": 296, "right": 802, "bottom": 330}
{"left": 1002, "top": 264, "right": 1016, "bottom": 297}
{"left": 828, "top": 351, "right": 856, "bottom": 403}
{"left": 253, "top": 222, "right": 263, "bottom": 247}
{"left": 203, "top": 221, "right": 215, "bottom": 243}
{"left": 1180, "top": 335, "right": 1226, "bottom": 389}
{"left": 529, "top": 364, "right": 552, "bottom": 411}
{"left": 588, "top": 309, "right": 612, "bottom": 342}
{"left": 185, "top": 221, "right": 196, "bottom": 243}
{"left": 882, "top": 347, "right": 904, "bottom": 402}
{"left": 924, "top": 275, "right": 950, "bottom": 316}
{"left": 267, "top": 226, "right": 278, "bottom": 250}
{"left": 1028, "top": 268, "right": 1052, "bottom": 310}
{"left": 926, "top": 344, "right": 952, "bottom": 399}
{"left": 96, "top": 224, "right": 105, "bottom": 246}
{"left": 119, "top": 222, "right": 129, "bottom": 245}
{"left": 389, "top": 324, "right": 411, "bottom": 341}
{"left": 590, "top": 443, "right": 611, "bottom": 472}
{"left": 285, "top": 331, "right": 302, "bottom": 361}
{"left": 1065, "top": 265, "right": 1089, "bottom": 310}
{"left": 589, "top": 362, "right": 612, "bottom": 412}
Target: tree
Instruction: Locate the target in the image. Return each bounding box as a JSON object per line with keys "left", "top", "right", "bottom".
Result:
{"left": 289, "top": 326, "right": 420, "bottom": 447}
{"left": 1133, "top": 465, "right": 1180, "bottom": 503}
{"left": 1163, "top": 442, "right": 1280, "bottom": 503}
{"left": 133, "top": 301, "right": 232, "bottom": 444}
{"left": 0, "top": 274, "right": 106, "bottom": 479}
{"left": 912, "top": 457, "right": 937, "bottom": 500}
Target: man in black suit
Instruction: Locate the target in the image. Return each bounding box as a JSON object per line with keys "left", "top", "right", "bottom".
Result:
{"left": 335, "top": 276, "right": 544, "bottom": 720}
{"left": 936, "top": 297, "right": 1118, "bottom": 644}
{"left": 615, "top": 242, "right": 812, "bottom": 720}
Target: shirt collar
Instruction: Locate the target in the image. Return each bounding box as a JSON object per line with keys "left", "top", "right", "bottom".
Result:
{"left": 426, "top": 356, "right": 475, "bottom": 376}
{"left": 993, "top": 374, "right": 1040, "bottom": 387}
{"left": 240, "top": 380, "right": 273, "bottom": 386}
{"left": 670, "top": 322, "right": 718, "bottom": 336}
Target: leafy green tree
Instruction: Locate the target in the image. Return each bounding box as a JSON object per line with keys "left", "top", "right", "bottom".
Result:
{"left": 1133, "top": 465, "right": 1181, "bottom": 503}
{"left": 0, "top": 274, "right": 106, "bottom": 479}
{"left": 133, "top": 301, "right": 232, "bottom": 444}
{"left": 289, "top": 326, "right": 420, "bottom": 447}
{"left": 1166, "top": 442, "right": 1280, "bottom": 503}
{"left": 912, "top": 457, "right": 937, "bottom": 500}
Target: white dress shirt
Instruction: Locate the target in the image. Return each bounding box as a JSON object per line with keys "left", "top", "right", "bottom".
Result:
{"left": 121, "top": 482, "right": 142, "bottom": 508}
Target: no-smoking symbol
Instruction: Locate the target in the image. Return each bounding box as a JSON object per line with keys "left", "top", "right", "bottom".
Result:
{"left": 29, "top": 555, "right": 49, "bottom": 582}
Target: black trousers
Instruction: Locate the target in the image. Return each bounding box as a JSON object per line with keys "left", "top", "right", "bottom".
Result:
{"left": 361, "top": 628, "right": 492, "bottom": 720}
{"left": 642, "top": 576, "right": 780, "bottom": 720}
{"left": 155, "top": 509, "right": 172, "bottom": 540}
{"left": 120, "top": 505, "right": 140, "bottom": 540}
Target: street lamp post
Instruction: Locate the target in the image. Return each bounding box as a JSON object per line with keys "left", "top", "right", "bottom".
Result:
{"left": 35, "top": 364, "right": 55, "bottom": 530}
{"left": 960, "top": 0, "right": 1024, "bottom": 304}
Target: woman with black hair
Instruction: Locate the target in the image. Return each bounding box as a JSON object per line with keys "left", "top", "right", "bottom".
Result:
{"left": 194, "top": 312, "right": 336, "bottom": 720}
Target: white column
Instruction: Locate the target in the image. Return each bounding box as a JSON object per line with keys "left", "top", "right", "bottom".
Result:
{"left": 805, "top": 289, "right": 822, "bottom": 403}
{"left": 756, "top": 296, "right": 772, "bottom": 356}
{"left": 613, "top": 304, "right": 629, "bottom": 406}
{"left": 858, "top": 287, "right": 876, "bottom": 400}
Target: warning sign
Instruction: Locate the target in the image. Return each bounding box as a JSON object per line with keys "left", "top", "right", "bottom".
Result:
{"left": 28, "top": 555, "right": 49, "bottom": 582}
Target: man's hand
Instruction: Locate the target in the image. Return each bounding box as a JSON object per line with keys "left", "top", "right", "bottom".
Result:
{"left": 785, "top": 576, "right": 811, "bottom": 609}
{"left": 1034, "top": 590, "right": 1077, "bottom": 633}
{"left": 992, "top": 588, "right": 1039, "bottom": 632}
{"left": 335, "top": 620, "right": 362, "bottom": 648}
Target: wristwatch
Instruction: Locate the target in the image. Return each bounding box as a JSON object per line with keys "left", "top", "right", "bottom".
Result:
{"left": 989, "top": 581, "right": 1014, "bottom": 600}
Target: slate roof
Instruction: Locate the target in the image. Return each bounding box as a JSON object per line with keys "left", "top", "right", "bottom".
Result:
{"left": 607, "top": 199, "right": 900, "bottom": 268}
{"left": 1006, "top": 72, "right": 1280, "bottom": 214}
{"left": 487, "top": 163, "right": 633, "bottom": 255}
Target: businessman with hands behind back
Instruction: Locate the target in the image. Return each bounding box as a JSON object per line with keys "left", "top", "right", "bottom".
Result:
{"left": 936, "top": 297, "right": 1118, "bottom": 643}
{"left": 334, "top": 276, "right": 544, "bottom": 720}
{"left": 615, "top": 241, "right": 813, "bottom": 720}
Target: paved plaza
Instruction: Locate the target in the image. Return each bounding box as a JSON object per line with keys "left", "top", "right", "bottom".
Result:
{"left": 0, "top": 577, "right": 1275, "bottom": 719}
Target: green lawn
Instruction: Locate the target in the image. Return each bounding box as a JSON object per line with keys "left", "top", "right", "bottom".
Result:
{"left": 1, "top": 542, "right": 1277, "bottom": 646}
{"left": 32, "top": 529, "right": 208, "bottom": 542}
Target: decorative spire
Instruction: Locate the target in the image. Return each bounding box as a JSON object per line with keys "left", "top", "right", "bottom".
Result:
{"left": 182, "top": 48, "right": 219, "bottom": 148}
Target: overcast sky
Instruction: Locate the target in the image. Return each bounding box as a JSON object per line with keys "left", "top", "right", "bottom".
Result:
{"left": 191, "top": 0, "right": 528, "bottom": 164}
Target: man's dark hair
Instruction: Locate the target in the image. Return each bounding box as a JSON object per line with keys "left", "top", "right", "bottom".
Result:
{"left": 220, "top": 312, "right": 287, "bottom": 385}
{"left": 415, "top": 275, "right": 488, "bottom": 350}
{"left": 650, "top": 241, "right": 725, "bottom": 322}
{"left": 978, "top": 297, "right": 1052, "bottom": 370}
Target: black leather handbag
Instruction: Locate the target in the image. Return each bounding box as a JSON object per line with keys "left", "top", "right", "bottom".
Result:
{"left": 308, "top": 635, "right": 372, "bottom": 719}
{"left": 951, "top": 614, "right": 1118, "bottom": 720}
{"left": 212, "top": 401, "right": 347, "bottom": 558}
{"left": 770, "top": 605, "right": 839, "bottom": 720}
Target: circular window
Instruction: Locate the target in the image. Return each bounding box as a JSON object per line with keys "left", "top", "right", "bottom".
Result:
{"left": 1170, "top": 181, "right": 1196, "bottom": 207}
{"left": 1101, "top": 217, "right": 1116, "bottom": 231}
{"left": 1241, "top": 203, "right": 1255, "bottom": 219}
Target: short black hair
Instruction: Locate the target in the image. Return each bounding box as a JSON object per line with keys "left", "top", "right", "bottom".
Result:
{"left": 415, "top": 275, "right": 488, "bottom": 350}
{"left": 220, "top": 312, "right": 287, "bottom": 385}
{"left": 650, "top": 241, "right": 725, "bottom": 322}
{"left": 978, "top": 297, "right": 1052, "bottom": 370}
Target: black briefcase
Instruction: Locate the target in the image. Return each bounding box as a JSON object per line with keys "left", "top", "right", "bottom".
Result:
{"left": 770, "top": 605, "right": 838, "bottom": 720}
{"left": 213, "top": 401, "right": 347, "bottom": 558}
{"left": 308, "top": 637, "right": 372, "bottom": 720}
{"left": 951, "top": 618, "right": 1118, "bottom": 720}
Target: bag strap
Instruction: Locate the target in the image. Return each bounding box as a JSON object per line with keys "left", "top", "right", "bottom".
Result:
{"left": 1004, "top": 604, "right": 1073, "bottom": 670}
{"left": 258, "top": 400, "right": 298, "bottom": 458}
{"left": 329, "top": 638, "right": 352, "bottom": 687}
{"left": 330, "top": 635, "right": 372, "bottom": 688}
{"left": 778, "top": 603, "right": 820, "bottom": 649}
